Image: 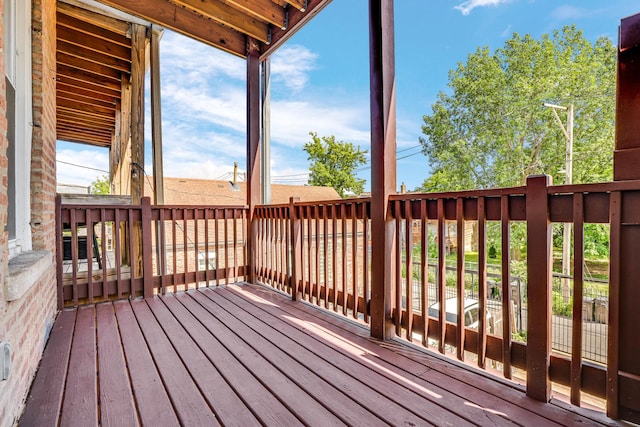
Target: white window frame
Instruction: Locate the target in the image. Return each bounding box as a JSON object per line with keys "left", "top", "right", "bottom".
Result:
{"left": 5, "top": 0, "right": 33, "bottom": 258}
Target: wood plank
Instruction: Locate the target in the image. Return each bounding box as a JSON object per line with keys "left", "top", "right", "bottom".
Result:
{"left": 206, "top": 288, "right": 476, "bottom": 426}
{"left": 57, "top": 40, "right": 131, "bottom": 73}
{"left": 57, "top": 2, "right": 131, "bottom": 36}
{"left": 57, "top": 11, "right": 132, "bottom": 48}
{"left": 97, "top": 0, "right": 247, "bottom": 57}
{"left": 113, "top": 300, "right": 180, "bottom": 425}
{"left": 225, "top": 0, "right": 287, "bottom": 29}
{"left": 162, "top": 292, "right": 305, "bottom": 426}
{"left": 56, "top": 131, "right": 112, "bottom": 147}
{"left": 58, "top": 64, "right": 122, "bottom": 92}
{"left": 60, "top": 305, "right": 98, "bottom": 426}
{"left": 183, "top": 291, "right": 349, "bottom": 425}
{"left": 57, "top": 88, "right": 117, "bottom": 110}
{"left": 236, "top": 283, "right": 604, "bottom": 426}
{"left": 58, "top": 25, "right": 132, "bottom": 62}
{"left": 57, "top": 74, "right": 121, "bottom": 100}
{"left": 129, "top": 299, "right": 218, "bottom": 425}
{"left": 58, "top": 97, "right": 116, "bottom": 118}
{"left": 171, "top": 0, "right": 270, "bottom": 43}
{"left": 58, "top": 82, "right": 118, "bottom": 104}
{"left": 144, "top": 296, "right": 261, "bottom": 426}
{"left": 57, "top": 51, "right": 123, "bottom": 82}
{"left": 95, "top": 303, "right": 138, "bottom": 426}
{"left": 20, "top": 310, "right": 77, "bottom": 426}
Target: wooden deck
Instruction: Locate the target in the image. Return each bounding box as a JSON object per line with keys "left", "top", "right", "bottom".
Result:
{"left": 20, "top": 283, "right": 618, "bottom": 426}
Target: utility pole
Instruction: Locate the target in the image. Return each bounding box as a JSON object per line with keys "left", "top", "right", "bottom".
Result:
{"left": 543, "top": 102, "right": 574, "bottom": 303}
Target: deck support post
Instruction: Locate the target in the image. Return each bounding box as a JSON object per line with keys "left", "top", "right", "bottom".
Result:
{"left": 289, "top": 197, "right": 302, "bottom": 300}
{"left": 368, "top": 0, "right": 397, "bottom": 340}
{"left": 609, "top": 13, "right": 640, "bottom": 423}
{"left": 141, "top": 197, "right": 154, "bottom": 298}
{"left": 261, "top": 58, "right": 272, "bottom": 204}
{"left": 525, "top": 175, "right": 553, "bottom": 402}
{"left": 247, "top": 40, "right": 262, "bottom": 285}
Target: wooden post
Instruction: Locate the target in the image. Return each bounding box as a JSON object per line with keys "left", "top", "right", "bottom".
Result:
{"left": 609, "top": 13, "right": 640, "bottom": 423}
{"left": 261, "top": 58, "right": 271, "bottom": 204}
{"left": 289, "top": 197, "right": 302, "bottom": 300}
{"left": 150, "top": 28, "right": 164, "bottom": 205}
{"left": 369, "top": 0, "right": 397, "bottom": 340}
{"left": 141, "top": 197, "right": 153, "bottom": 298}
{"left": 55, "top": 194, "right": 64, "bottom": 309}
{"left": 525, "top": 175, "right": 553, "bottom": 402}
{"left": 130, "top": 24, "right": 147, "bottom": 204}
{"left": 247, "top": 40, "right": 262, "bottom": 284}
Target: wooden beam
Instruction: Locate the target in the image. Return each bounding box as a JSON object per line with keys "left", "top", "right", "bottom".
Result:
{"left": 262, "top": 0, "right": 331, "bottom": 60}
{"left": 96, "top": 0, "right": 247, "bottom": 57}
{"left": 224, "top": 0, "right": 287, "bottom": 29}
{"left": 171, "top": 0, "right": 270, "bottom": 43}
{"left": 57, "top": 90, "right": 118, "bottom": 110}
{"left": 57, "top": 110, "right": 115, "bottom": 127}
{"left": 246, "top": 40, "right": 261, "bottom": 283}
{"left": 57, "top": 40, "right": 131, "bottom": 73}
{"left": 130, "top": 24, "right": 146, "bottom": 204}
{"left": 150, "top": 29, "right": 164, "bottom": 205}
{"left": 57, "top": 2, "right": 130, "bottom": 36}
{"left": 57, "top": 74, "right": 122, "bottom": 99}
{"left": 57, "top": 118, "right": 114, "bottom": 133}
{"left": 57, "top": 11, "right": 131, "bottom": 48}
{"left": 57, "top": 98, "right": 116, "bottom": 118}
{"left": 57, "top": 64, "right": 122, "bottom": 92}
{"left": 58, "top": 25, "right": 132, "bottom": 62}
{"left": 284, "top": 0, "right": 307, "bottom": 11}
{"left": 369, "top": 0, "right": 396, "bottom": 340}
{"left": 57, "top": 83, "right": 119, "bottom": 104}
{"left": 57, "top": 131, "right": 112, "bottom": 147}
{"left": 57, "top": 52, "right": 123, "bottom": 82}
{"left": 57, "top": 124, "right": 113, "bottom": 139}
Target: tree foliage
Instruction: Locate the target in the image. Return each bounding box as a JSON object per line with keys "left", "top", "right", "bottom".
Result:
{"left": 304, "top": 132, "right": 367, "bottom": 197}
{"left": 90, "top": 175, "right": 111, "bottom": 195}
{"left": 420, "top": 25, "right": 616, "bottom": 192}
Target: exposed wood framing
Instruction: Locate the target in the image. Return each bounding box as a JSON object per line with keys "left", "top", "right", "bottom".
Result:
{"left": 130, "top": 24, "right": 147, "bottom": 204}
{"left": 369, "top": 0, "right": 397, "bottom": 340}
{"left": 247, "top": 40, "right": 262, "bottom": 283}
{"left": 150, "top": 28, "right": 164, "bottom": 205}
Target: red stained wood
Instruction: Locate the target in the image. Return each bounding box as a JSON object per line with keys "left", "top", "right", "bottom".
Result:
{"left": 20, "top": 310, "right": 76, "bottom": 426}
{"left": 96, "top": 303, "right": 138, "bottom": 427}
{"left": 113, "top": 301, "right": 180, "bottom": 425}
{"left": 500, "top": 195, "right": 512, "bottom": 379}
{"left": 60, "top": 306, "right": 98, "bottom": 426}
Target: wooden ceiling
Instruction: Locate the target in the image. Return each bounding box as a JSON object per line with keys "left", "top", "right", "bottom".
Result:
{"left": 55, "top": 0, "right": 331, "bottom": 148}
{"left": 56, "top": 2, "right": 131, "bottom": 147}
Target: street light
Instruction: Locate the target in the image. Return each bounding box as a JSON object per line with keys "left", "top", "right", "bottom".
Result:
{"left": 543, "top": 102, "right": 574, "bottom": 303}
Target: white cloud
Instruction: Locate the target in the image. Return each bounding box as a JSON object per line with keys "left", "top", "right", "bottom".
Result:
{"left": 270, "top": 45, "right": 318, "bottom": 92}
{"left": 57, "top": 146, "right": 109, "bottom": 186}
{"left": 454, "top": 0, "right": 510, "bottom": 15}
{"left": 501, "top": 24, "right": 513, "bottom": 38}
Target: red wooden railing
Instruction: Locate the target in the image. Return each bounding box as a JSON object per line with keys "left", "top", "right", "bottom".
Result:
{"left": 56, "top": 196, "right": 248, "bottom": 307}
{"left": 56, "top": 177, "right": 640, "bottom": 410}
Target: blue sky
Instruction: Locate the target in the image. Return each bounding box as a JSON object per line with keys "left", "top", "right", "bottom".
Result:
{"left": 57, "top": 0, "right": 639, "bottom": 192}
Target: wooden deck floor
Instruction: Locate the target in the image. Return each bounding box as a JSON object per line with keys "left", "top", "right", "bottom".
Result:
{"left": 20, "top": 283, "right": 618, "bottom": 426}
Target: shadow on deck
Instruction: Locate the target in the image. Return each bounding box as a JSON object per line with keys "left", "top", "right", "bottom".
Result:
{"left": 20, "top": 283, "right": 617, "bottom": 426}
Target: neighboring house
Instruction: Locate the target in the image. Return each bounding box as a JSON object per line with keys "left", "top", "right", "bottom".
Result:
{"left": 144, "top": 176, "right": 341, "bottom": 205}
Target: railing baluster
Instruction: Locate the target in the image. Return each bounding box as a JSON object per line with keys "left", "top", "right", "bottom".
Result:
{"left": 86, "top": 208, "right": 94, "bottom": 304}
{"left": 194, "top": 208, "right": 200, "bottom": 289}
{"left": 215, "top": 209, "right": 220, "bottom": 287}
{"left": 607, "top": 190, "right": 621, "bottom": 417}
{"left": 100, "top": 209, "right": 107, "bottom": 299}
{"left": 316, "top": 206, "right": 321, "bottom": 307}
{"left": 421, "top": 199, "right": 428, "bottom": 347}
{"left": 128, "top": 208, "right": 135, "bottom": 295}
{"left": 183, "top": 208, "right": 188, "bottom": 282}
{"left": 159, "top": 208, "right": 166, "bottom": 294}
{"left": 205, "top": 210, "right": 210, "bottom": 287}
{"left": 115, "top": 209, "right": 122, "bottom": 299}
{"left": 477, "top": 196, "right": 487, "bottom": 369}
{"left": 395, "top": 199, "right": 402, "bottom": 336}
{"left": 224, "top": 208, "right": 229, "bottom": 286}
{"left": 456, "top": 198, "right": 465, "bottom": 360}
{"left": 341, "top": 203, "right": 348, "bottom": 315}
{"left": 331, "top": 204, "right": 338, "bottom": 313}
{"left": 571, "top": 192, "right": 585, "bottom": 406}
{"left": 437, "top": 198, "right": 446, "bottom": 353}
{"left": 308, "top": 205, "right": 314, "bottom": 301}
{"left": 352, "top": 203, "right": 359, "bottom": 319}
{"left": 233, "top": 208, "right": 238, "bottom": 282}
{"left": 405, "top": 200, "right": 414, "bottom": 340}
{"left": 71, "top": 209, "right": 79, "bottom": 306}
{"left": 501, "top": 195, "right": 512, "bottom": 379}
{"left": 171, "top": 208, "right": 177, "bottom": 293}
{"left": 323, "top": 205, "right": 329, "bottom": 309}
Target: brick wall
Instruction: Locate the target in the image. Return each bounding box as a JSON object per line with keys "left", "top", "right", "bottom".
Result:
{"left": 0, "top": 0, "right": 58, "bottom": 425}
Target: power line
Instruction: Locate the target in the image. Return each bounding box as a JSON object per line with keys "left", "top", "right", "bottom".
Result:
{"left": 57, "top": 159, "right": 108, "bottom": 173}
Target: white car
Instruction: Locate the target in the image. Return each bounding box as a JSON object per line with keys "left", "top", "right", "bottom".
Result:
{"left": 428, "top": 297, "right": 494, "bottom": 332}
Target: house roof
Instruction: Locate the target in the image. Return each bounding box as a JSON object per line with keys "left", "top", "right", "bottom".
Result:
{"left": 144, "top": 177, "right": 340, "bottom": 206}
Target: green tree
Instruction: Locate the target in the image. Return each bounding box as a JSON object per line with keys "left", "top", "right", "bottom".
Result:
{"left": 304, "top": 132, "right": 367, "bottom": 197}
{"left": 419, "top": 25, "right": 615, "bottom": 192}
{"left": 90, "top": 175, "right": 111, "bottom": 195}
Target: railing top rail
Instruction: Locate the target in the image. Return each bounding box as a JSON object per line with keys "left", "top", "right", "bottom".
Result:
{"left": 152, "top": 204, "right": 249, "bottom": 210}
{"left": 549, "top": 179, "right": 640, "bottom": 195}
{"left": 389, "top": 185, "right": 527, "bottom": 201}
